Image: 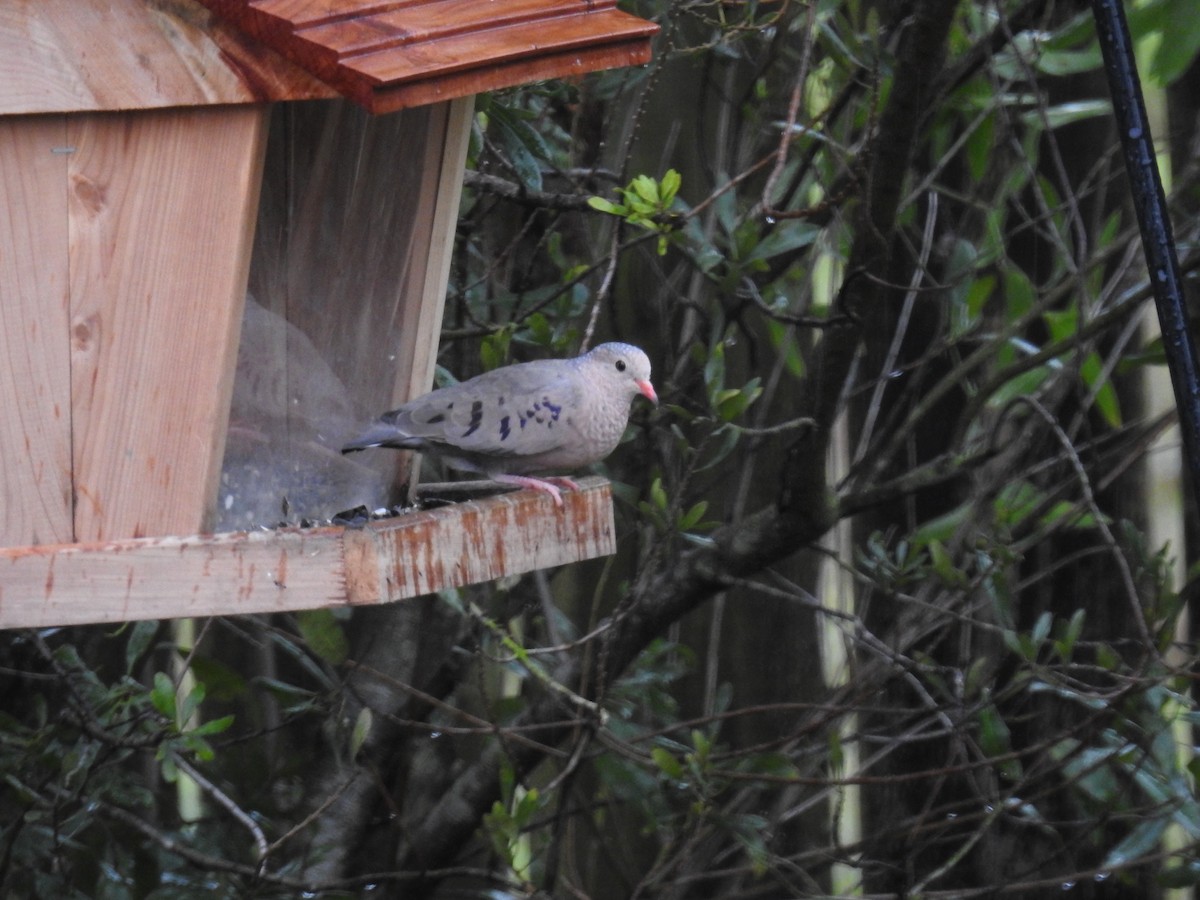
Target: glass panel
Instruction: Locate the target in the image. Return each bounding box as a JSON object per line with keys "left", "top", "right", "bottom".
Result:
{"left": 218, "top": 99, "right": 449, "bottom": 529}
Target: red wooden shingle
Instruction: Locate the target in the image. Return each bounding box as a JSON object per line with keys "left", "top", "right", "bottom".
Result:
{"left": 196, "top": 0, "right": 658, "bottom": 113}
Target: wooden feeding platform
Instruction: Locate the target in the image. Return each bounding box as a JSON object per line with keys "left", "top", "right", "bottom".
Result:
{"left": 1, "top": 479, "right": 614, "bottom": 630}
{"left": 0, "top": 0, "right": 657, "bottom": 629}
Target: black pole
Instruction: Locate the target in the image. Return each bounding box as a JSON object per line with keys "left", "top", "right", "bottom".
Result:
{"left": 1092, "top": 0, "right": 1200, "bottom": 504}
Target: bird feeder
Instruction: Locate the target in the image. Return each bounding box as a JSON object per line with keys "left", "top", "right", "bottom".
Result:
{"left": 0, "top": 0, "right": 657, "bottom": 629}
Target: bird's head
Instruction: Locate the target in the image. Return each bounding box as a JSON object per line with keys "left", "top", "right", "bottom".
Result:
{"left": 586, "top": 342, "right": 658, "bottom": 405}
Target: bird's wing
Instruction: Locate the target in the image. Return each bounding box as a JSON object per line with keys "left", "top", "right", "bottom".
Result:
{"left": 384, "top": 360, "right": 584, "bottom": 461}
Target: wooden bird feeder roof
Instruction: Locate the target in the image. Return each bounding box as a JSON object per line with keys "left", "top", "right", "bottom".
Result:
{"left": 0, "top": 0, "right": 657, "bottom": 629}
{"left": 197, "top": 0, "right": 659, "bottom": 113}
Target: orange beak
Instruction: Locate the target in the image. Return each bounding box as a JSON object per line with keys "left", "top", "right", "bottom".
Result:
{"left": 637, "top": 379, "right": 658, "bottom": 405}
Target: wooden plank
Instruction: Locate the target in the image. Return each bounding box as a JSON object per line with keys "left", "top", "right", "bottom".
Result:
{"left": 0, "top": 0, "right": 335, "bottom": 115}
{"left": 196, "top": 0, "right": 657, "bottom": 112}
{"left": 384, "top": 96, "right": 474, "bottom": 485}
{"left": 372, "top": 480, "right": 616, "bottom": 598}
{"left": 227, "top": 0, "right": 620, "bottom": 39}
{"left": 0, "top": 478, "right": 615, "bottom": 629}
{"left": 362, "top": 41, "right": 658, "bottom": 115}
{"left": 0, "top": 115, "right": 74, "bottom": 547}
{"left": 67, "top": 105, "right": 269, "bottom": 541}
{"left": 249, "top": 0, "right": 491, "bottom": 29}
{"left": 302, "top": 0, "right": 625, "bottom": 60}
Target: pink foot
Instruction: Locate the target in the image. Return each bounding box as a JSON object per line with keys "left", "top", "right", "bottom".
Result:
{"left": 492, "top": 474, "right": 577, "bottom": 507}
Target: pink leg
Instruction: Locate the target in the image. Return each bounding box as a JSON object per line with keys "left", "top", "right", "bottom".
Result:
{"left": 492, "top": 474, "right": 565, "bottom": 507}
{"left": 542, "top": 476, "right": 581, "bottom": 492}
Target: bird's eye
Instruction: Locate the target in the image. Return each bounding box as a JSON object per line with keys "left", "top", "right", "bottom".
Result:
{"left": 615, "top": 359, "right": 627, "bottom": 372}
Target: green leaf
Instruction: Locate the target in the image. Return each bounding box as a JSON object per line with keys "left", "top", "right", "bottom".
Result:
{"left": 1027, "top": 99, "right": 1111, "bottom": 131}
{"left": 488, "top": 105, "right": 548, "bottom": 191}
{"left": 513, "top": 786, "right": 540, "bottom": 824}
{"left": 588, "top": 196, "right": 624, "bottom": 215}
{"left": 183, "top": 734, "right": 216, "bottom": 763}
{"left": 151, "top": 672, "right": 176, "bottom": 719}
{"left": 731, "top": 813, "right": 770, "bottom": 876}
{"left": 1133, "top": 0, "right": 1200, "bottom": 85}
{"left": 124, "top": 621, "right": 159, "bottom": 674}
{"left": 965, "top": 112, "right": 995, "bottom": 183}
{"left": 1034, "top": 46, "right": 1102, "bottom": 77}
{"left": 1095, "top": 643, "right": 1121, "bottom": 671}
{"left": 986, "top": 365, "right": 1052, "bottom": 410}
{"left": 954, "top": 275, "right": 994, "bottom": 338}
{"left": 660, "top": 168, "right": 682, "bottom": 204}
{"left": 1039, "top": 500, "right": 1100, "bottom": 530}
{"left": 703, "top": 340, "right": 726, "bottom": 399}
{"left": 524, "top": 312, "right": 553, "bottom": 346}
{"left": 296, "top": 608, "right": 349, "bottom": 666}
{"left": 651, "top": 746, "right": 685, "bottom": 779}
{"left": 994, "top": 481, "right": 1040, "bottom": 528}
{"left": 350, "top": 707, "right": 372, "bottom": 759}
{"left": 188, "top": 714, "right": 234, "bottom": 737}
{"left": 911, "top": 503, "right": 970, "bottom": 547}
{"left": 177, "top": 681, "right": 206, "bottom": 726}
{"left": 1081, "top": 352, "right": 1122, "bottom": 427}
{"left": 498, "top": 128, "right": 542, "bottom": 190}
{"left": 928, "top": 539, "right": 967, "bottom": 586}
{"left": 716, "top": 379, "right": 763, "bottom": 421}
{"left": 1055, "top": 608, "right": 1086, "bottom": 660}
{"left": 1002, "top": 266, "right": 1036, "bottom": 322}
{"left": 677, "top": 500, "right": 709, "bottom": 531}
{"left": 977, "top": 701, "right": 1021, "bottom": 780}
{"left": 1104, "top": 817, "right": 1169, "bottom": 869}
{"left": 650, "top": 476, "right": 668, "bottom": 512}
{"left": 963, "top": 656, "right": 991, "bottom": 699}
{"left": 746, "top": 221, "right": 820, "bottom": 263}
{"left": 480, "top": 329, "right": 512, "bottom": 371}
{"left": 631, "top": 174, "right": 659, "bottom": 204}
{"left": 694, "top": 426, "right": 742, "bottom": 473}
{"left": 1044, "top": 309, "right": 1122, "bottom": 426}
{"left": 765, "top": 319, "right": 806, "bottom": 377}
{"left": 188, "top": 655, "right": 247, "bottom": 702}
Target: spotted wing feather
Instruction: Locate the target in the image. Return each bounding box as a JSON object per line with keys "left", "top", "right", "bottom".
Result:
{"left": 352, "top": 360, "right": 582, "bottom": 465}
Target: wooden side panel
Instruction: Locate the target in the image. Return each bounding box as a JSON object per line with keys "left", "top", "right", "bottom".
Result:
{"left": 68, "top": 105, "right": 268, "bottom": 541}
{"left": 0, "top": 478, "right": 616, "bottom": 629}
{"left": 379, "top": 95, "right": 472, "bottom": 488}
{"left": 0, "top": 115, "right": 74, "bottom": 547}
{"left": 389, "top": 96, "right": 473, "bottom": 416}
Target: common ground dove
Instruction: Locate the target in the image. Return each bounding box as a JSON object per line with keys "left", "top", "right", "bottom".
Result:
{"left": 342, "top": 342, "right": 657, "bottom": 505}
